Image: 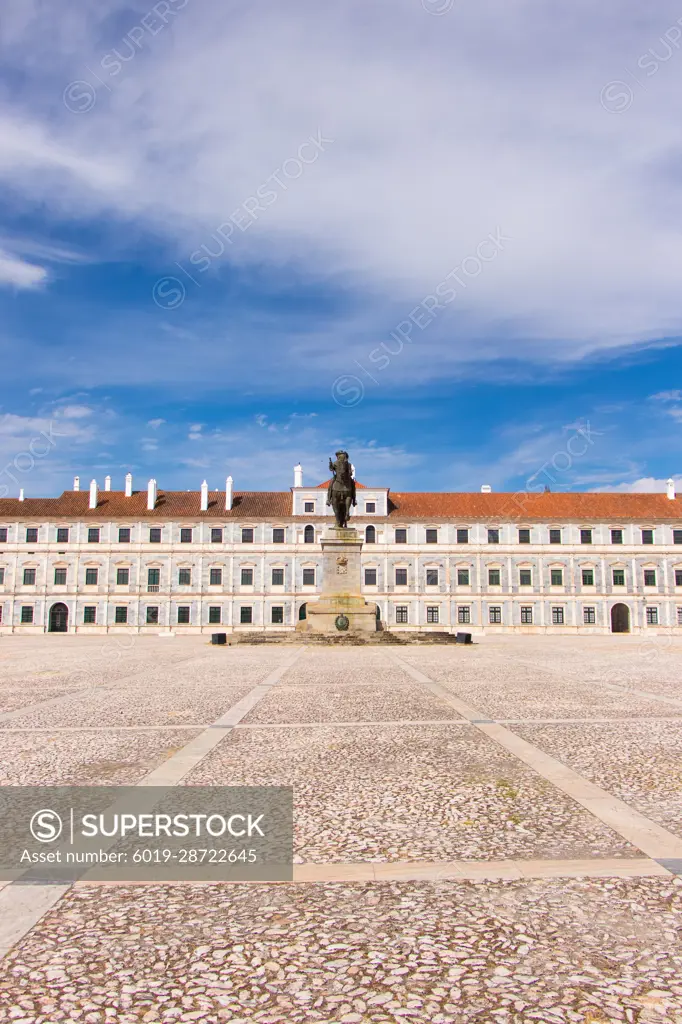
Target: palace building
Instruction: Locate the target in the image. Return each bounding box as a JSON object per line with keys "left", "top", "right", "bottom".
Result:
{"left": 0, "top": 469, "right": 681, "bottom": 636}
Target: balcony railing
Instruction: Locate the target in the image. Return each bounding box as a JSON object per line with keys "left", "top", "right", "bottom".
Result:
{"left": 147, "top": 584, "right": 160, "bottom": 593}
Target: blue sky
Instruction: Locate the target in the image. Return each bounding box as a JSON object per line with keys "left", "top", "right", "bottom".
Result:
{"left": 1, "top": 0, "right": 682, "bottom": 497}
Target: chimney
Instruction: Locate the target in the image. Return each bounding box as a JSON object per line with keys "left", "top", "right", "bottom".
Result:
{"left": 104, "top": 475, "right": 111, "bottom": 491}
{"left": 481, "top": 484, "right": 492, "bottom": 493}
{"left": 667, "top": 478, "right": 676, "bottom": 500}
{"left": 89, "top": 479, "right": 98, "bottom": 509}
{"left": 201, "top": 480, "right": 209, "bottom": 511}
{"left": 294, "top": 463, "right": 303, "bottom": 488}
{"left": 125, "top": 473, "right": 133, "bottom": 498}
{"left": 18, "top": 488, "right": 24, "bottom": 502}
{"left": 73, "top": 476, "right": 80, "bottom": 491}
{"left": 225, "top": 476, "right": 233, "bottom": 511}
{"left": 147, "top": 478, "right": 157, "bottom": 510}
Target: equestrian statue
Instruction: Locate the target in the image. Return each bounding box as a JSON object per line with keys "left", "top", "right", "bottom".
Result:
{"left": 326, "top": 450, "right": 356, "bottom": 528}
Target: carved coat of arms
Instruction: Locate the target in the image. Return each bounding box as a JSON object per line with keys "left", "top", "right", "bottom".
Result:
{"left": 336, "top": 556, "right": 348, "bottom": 575}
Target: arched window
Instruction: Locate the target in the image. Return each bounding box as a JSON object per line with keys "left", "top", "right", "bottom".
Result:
{"left": 365, "top": 525, "right": 376, "bottom": 544}
{"left": 304, "top": 525, "right": 315, "bottom": 544}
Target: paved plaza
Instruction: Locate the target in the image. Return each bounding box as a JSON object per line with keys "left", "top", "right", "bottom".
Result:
{"left": 0, "top": 634, "right": 681, "bottom": 1023}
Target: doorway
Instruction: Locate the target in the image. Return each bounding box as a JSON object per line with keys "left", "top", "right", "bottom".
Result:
{"left": 610, "top": 603, "right": 630, "bottom": 633}
{"left": 49, "top": 603, "right": 69, "bottom": 633}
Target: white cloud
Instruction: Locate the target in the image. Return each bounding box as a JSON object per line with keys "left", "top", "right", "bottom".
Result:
{"left": 0, "top": 249, "right": 48, "bottom": 289}
{"left": 147, "top": 418, "right": 165, "bottom": 429}
{"left": 57, "top": 404, "right": 94, "bottom": 419}
{"left": 649, "top": 390, "right": 682, "bottom": 401}
{"left": 599, "top": 476, "right": 681, "bottom": 493}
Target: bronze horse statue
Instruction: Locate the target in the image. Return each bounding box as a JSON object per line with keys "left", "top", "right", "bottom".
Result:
{"left": 326, "top": 451, "right": 356, "bottom": 528}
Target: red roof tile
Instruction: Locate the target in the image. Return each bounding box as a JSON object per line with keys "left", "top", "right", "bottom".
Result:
{"left": 316, "top": 479, "right": 367, "bottom": 489}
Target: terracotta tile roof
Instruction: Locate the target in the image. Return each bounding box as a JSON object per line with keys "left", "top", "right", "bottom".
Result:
{"left": 0, "top": 491, "right": 292, "bottom": 520}
{"left": 316, "top": 479, "right": 368, "bottom": 489}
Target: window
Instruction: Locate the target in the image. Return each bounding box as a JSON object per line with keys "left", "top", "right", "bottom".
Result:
{"left": 211, "top": 528, "right": 223, "bottom": 544}
{"left": 209, "top": 568, "right": 222, "bottom": 586}
{"left": 146, "top": 606, "right": 159, "bottom": 624}
{"left": 86, "top": 528, "right": 99, "bottom": 543}
{"left": 365, "top": 568, "right": 377, "bottom": 586}
{"left": 241, "top": 568, "right": 254, "bottom": 586}
{"left": 458, "top": 606, "right": 471, "bottom": 624}
{"left": 209, "top": 606, "right": 221, "bottom": 624}
{"left": 118, "top": 528, "right": 131, "bottom": 543}
{"left": 675, "top": 570, "right": 682, "bottom": 586}
{"left": 674, "top": 530, "right": 682, "bottom": 545}
{"left": 240, "top": 606, "right": 253, "bottom": 624}
{"left": 426, "top": 606, "right": 439, "bottom": 623}
{"left": 26, "top": 528, "right": 38, "bottom": 543}
{"left": 519, "top": 569, "right": 532, "bottom": 586}
{"left": 272, "top": 568, "right": 284, "bottom": 586}
{"left": 642, "top": 529, "right": 654, "bottom": 545}
{"left": 21, "top": 606, "right": 34, "bottom": 624}
{"left": 456, "top": 528, "right": 469, "bottom": 544}
{"left": 304, "top": 502, "right": 315, "bottom": 513}
{"left": 644, "top": 569, "right": 656, "bottom": 587}
{"left": 365, "top": 525, "right": 376, "bottom": 544}
{"left": 552, "top": 607, "right": 564, "bottom": 625}
{"left": 584, "top": 607, "right": 596, "bottom": 624}
{"left": 272, "top": 528, "right": 285, "bottom": 544}
{"left": 488, "top": 568, "right": 501, "bottom": 586}
{"left": 488, "top": 529, "right": 499, "bottom": 544}
{"left": 302, "top": 568, "right": 315, "bottom": 586}
{"left": 271, "top": 606, "right": 284, "bottom": 624}
{"left": 426, "top": 569, "right": 439, "bottom": 586}
{"left": 304, "top": 525, "right": 315, "bottom": 544}
{"left": 580, "top": 529, "right": 592, "bottom": 545}
{"left": 612, "top": 568, "right": 625, "bottom": 586}
{"left": 83, "top": 607, "right": 96, "bottom": 624}
{"left": 457, "top": 569, "right": 470, "bottom": 586}
{"left": 54, "top": 568, "right": 67, "bottom": 586}
{"left": 395, "top": 528, "right": 407, "bottom": 544}
{"left": 611, "top": 529, "right": 623, "bottom": 544}
{"left": 550, "top": 569, "right": 563, "bottom": 586}
{"left": 678, "top": 607, "right": 682, "bottom": 625}
{"left": 178, "top": 568, "right": 191, "bottom": 586}
{"left": 23, "top": 568, "right": 36, "bottom": 585}
{"left": 489, "top": 606, "right": 502, "bottom": 624}
{"left": 549, "top": 529, "right": 561, "bottom": 544}
{"left": 180, "top": 528, "right": 192, "bottom": 544}
{"left": 241, "top": 528, "right": 254, "bottom": 544}
{"left": 425, "top": 529, "right": 438, "bottom": 544}
{"left": 57, "top": 528, "right": 69, "bottom": 543}
{"left": 149, "top": 528, "right": 161, "bottom": 543}
{"left": 365, "top": 502, "right": 376, "bottom": 513}
{"left": 147, "top": 568, "right": 160, "bottom": 588}
{"left": 177, "top": 606, "right": 190, "bottom": 624}
{"left": 0, "top": 528, "right": 7, "bottom": 542}
{"left": 85, "top": 568, "right": 98, "bottom": 585}
{"left": 0, "top": 568, "right": 5, "bottom": 584}
{"left": 521, "top": 606, "right": 533, "bottom": 624}
{"left": 646, "top": 606, "right": 659, "bottom": 625}
{"left": 396, "top": 606, "right": 408, "bottom": 624}
{"left": 395, "top": 568, "right": 408, "bottom": 586}
{"left": 518, "top": 529, "right": 530, "bottom": 544}
{"left": 582, "top": 569, "right": 594, "bottom": 586}
{"left": 115, "top": 606, "right": 128, "bottom": 624}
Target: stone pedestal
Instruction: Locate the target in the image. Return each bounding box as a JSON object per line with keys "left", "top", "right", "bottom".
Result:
{"left": 300, "top": 527, "right": 377, "bottom": 633}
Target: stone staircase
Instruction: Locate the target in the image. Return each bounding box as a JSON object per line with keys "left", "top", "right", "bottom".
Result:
{"left": 228, "top": 631, "right": 465, "bottom": 646}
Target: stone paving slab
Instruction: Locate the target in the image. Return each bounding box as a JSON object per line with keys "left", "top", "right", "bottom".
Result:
{"left": 1, "top": 877, "right": 680, "bottom": 1023}
{"left": 242, "top": 683, "right": 463, "bottom": 724}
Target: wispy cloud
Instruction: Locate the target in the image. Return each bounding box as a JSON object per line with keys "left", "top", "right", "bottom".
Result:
{"left": 0, "top": 249, "right": 48, "bottom": 289}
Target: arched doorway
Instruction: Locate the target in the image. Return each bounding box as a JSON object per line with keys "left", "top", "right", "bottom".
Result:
{"left": 298, "top": 603, "right": 307, "bottom": 621}
{"left": 49, "top": 603, "right": 69, "bottom": 633}
{"left": 611, "top": 603, "right": 630, "bottom": 633}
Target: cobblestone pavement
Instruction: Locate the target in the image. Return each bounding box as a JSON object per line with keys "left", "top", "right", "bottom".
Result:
{"left": 0, "top": 634, "right": 681, "bottom": 1023}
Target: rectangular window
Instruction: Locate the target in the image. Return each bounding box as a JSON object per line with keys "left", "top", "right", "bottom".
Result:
{"left": 241, "top": 568, "right": 254, "bottom": 586}
{"left": 489, "top": 606, "right": 502, "bottom": 624}
{"left": 584, "top": 606, "right": 596, "bottom": 624}
{"left": 180, "top": 528, "right": 192, "bottom": 544}
{"left": 457, "top": 606, "right": 471, "bottom": 624}
{"left": 83, "top": 607, "right": 96, "bottom": 624}
{"left": 209, "top": 568, "right": 222, "bottom": 586}
{"left": 23, "top": 568, "right": 36, "bottom": 585}
{"left": 641, "top": 529, "right": 654, "bottom": 545}
{"left": 426, "top": 568, "right": 439, "bottom": 586}
{"left": 364, "top": 568, "right": 377, "bottom": 585}
{"left": 146, "top": 606, "right": 159, "bottom": 624}
{"left": 115, "top": 606, "right": 128, "bottom": 624}
{"left": 0, "top": 568, "right": 5, "bottom": 584}
{"left": 395, "top": 568, "right": 408, "bottom": 586}
{"left": 26, "top": 528, "right": 38, "bottom": 544}
{"left": 54, "top": 568, "right": 67, "bottom": 586}
{"left": 549, "top": 529, "right": 561, "bottom": 544}
{"left": 395, "top": 529, "right": 407, "bottom": 544}
{"left": 272, "top": 528, "right": 285, "bottom": 544}
{"left": 612, "top": 569, "right": 625, "bottom": 586}
{"left": 552, "top": 607, "right": 564, "bottom": 625}
{"left": 675, "top": 570, "right": 682, "bottom": 586}
{"left": 456, "top": 528, "right": 469, "bottom": 544}
{"left": 149, "top": 528, "right": 161, "bottom": 543}
{"left": 304, "top": 502, "right": 314, "bottom": 513}
{"left": 147, "top": 568, "right": 160, "bottom": 587}
{"left": 519, "top": 569, "right": 532, "bottom": 586}
{"left": 208, "top": 606, "right": 221, "bottom": 624}
{"left": 21, "top": 606, "right": 34, "bottom": 623}
{"left": 271, "top": 606, "right": 284, "bottom": 624}
{"left": 582, "top": 569, "right": 594, "bottom": 586}
{"left": 457, "top": 569, "right": 470, "bottom": 586}
{"left": 521, "top": 606, "right": 533, "bottom": 624}
{"left": 211, "top": 528, "right": 223, "bottom": 543}
{"left": 88, "top": 528, "right": 100, "bottom": 544}
{"left": 488, "top": 568, "right": 501, "bottom": 586}
{"left": 611, "top": 529, "right": 623, "bottom": 544}
{"left": 396, "top": 606, "right": 408, "bottom": 624}
{"left": 85, "top": 568, "right": 98, "bottom": 585}
{"left": 271, "top": 568, "right": 284, "bottom": 586}
{"left": 426, "top": 606, "right": 439, "bottom": 623}
{"left": 644, "top": 569, "right": 656, "bottom": 587}
{"left": 518, "top": 529, "right": 530, "bottom": 544}
{"left": 57, "top": 528, "right": 69, "bottom": 543}
{"left": 365, "top": 502, "right": 376, "bottom": 513}
{"left": 240, "top": 606, "right": 253, "bottom": 624}
{"left": 0, "top": 528, "right": 7, "bottom": 542}
{"left": 118, "top": 528, "right": 131, "bottom": 543}
{"left": 580, "top": 529, "right": 592, "bottom": 544}
{"left": 678, "top": 607, "right": 682, "bottom": 625}
{"left": 550, "top": 569, "right": 563, "bottom": 586}
{"left": 177, "top": 606, "right": 190, "bottom": 624}
{"left": 178, "top": 568, "right": 191, "bottom": 586}
{"left": 116, "top": 568, "right": 130, "bottom": 586}
{"left": 646, "top": 606, "right": 659, "bottom": 625}
{"left": 242, "top": 528, "right": 254, "bottom": 543}
{"left": 302, "top": 568, "right": 315, "bottom": 586}
{"left": 673, "top": 530, "right": 682, "bottom": 545}
{"left": 488, "top": 529, "right": 499, "bottom": 544}
{"left": 425, "top": 529, "right": 438, "bottom": 544}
